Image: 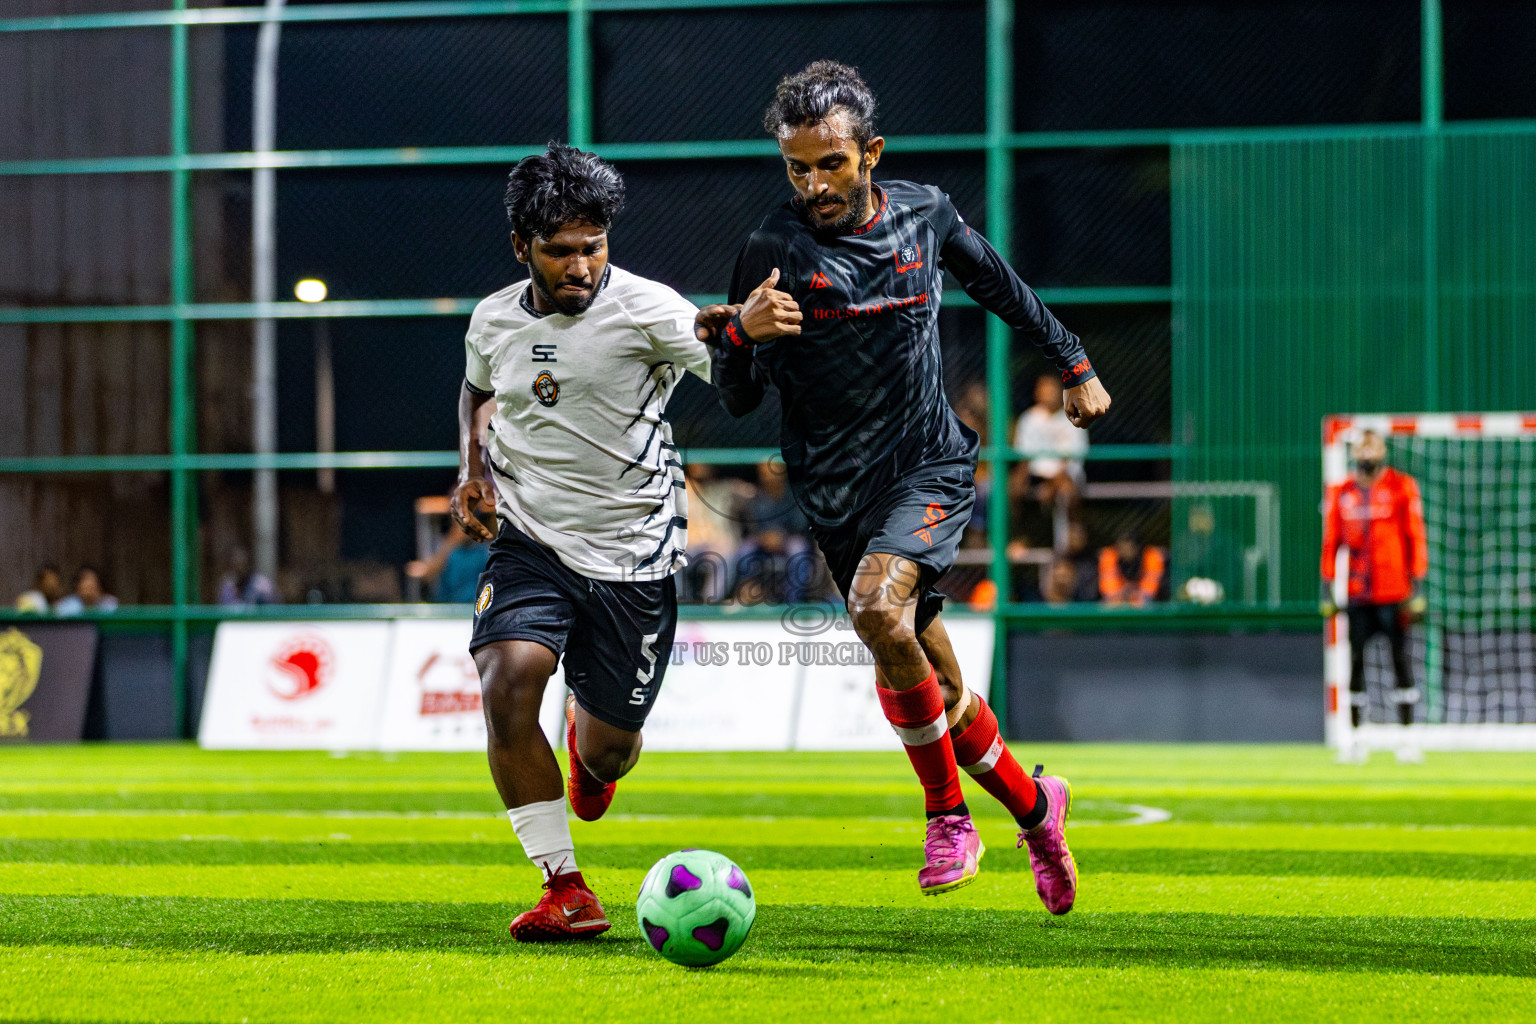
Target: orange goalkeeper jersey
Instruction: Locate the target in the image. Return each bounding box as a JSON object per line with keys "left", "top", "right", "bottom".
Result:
{"left": 1321, "top": 467, "right": 1427, "bottom": 605}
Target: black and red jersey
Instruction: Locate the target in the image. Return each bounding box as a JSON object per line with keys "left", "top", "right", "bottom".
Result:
{"left": 714, "top": 180, "right": 1095, "bottom": 530}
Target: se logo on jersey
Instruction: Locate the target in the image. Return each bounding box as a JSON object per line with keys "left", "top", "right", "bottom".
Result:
{"left": 532, "top": 370, "right": 560, "bottom": 407}
{"left": 895, "top": 242, "right": 923, "bottom": 274}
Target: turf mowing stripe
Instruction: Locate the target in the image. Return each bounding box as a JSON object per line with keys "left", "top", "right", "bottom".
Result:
{"left": 1, "top": 837, "right": 1531, "bottom": 881}
{"left": 1, "top": 899, "right": 1531, "bottom": 977}
{"left": 3, "top": 813, "right": 1531, "bottom": 853}
{"left": 1, "top": 941, "right": 1532, "bottom": 1024}
{"left": 0, "top": 862, "right": 1530, "bottom": 918}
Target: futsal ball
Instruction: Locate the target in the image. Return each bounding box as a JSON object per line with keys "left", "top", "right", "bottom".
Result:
{"left": 635, "top": 849, "right": 756, "bottom": 967}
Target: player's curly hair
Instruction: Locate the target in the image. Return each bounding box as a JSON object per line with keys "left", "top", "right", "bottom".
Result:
{"left": 503, "top": 142, "right": 625, "bottom": 240}
{"left": 762, "top": 60, "right": 878, "bottom": 152}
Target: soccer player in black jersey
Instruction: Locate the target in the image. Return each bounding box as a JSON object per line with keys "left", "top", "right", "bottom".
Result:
{"left": 713, "top": 62, "right": 1111, "bottom": 911}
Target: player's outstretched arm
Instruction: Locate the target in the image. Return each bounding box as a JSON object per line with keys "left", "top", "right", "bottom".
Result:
{"left": 941, "top": 217, "right": 1111, "bottom": 427}
{"left": 451, "top": 381, "right": 497, "bottom": 541}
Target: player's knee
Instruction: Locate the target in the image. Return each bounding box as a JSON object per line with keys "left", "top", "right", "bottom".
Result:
{"left": 475, "top": 647, "right": 549, "bottom": 724}
{"left": 846, "top": 592, "right": 910, "bottom": 646}
{"left": 581, "top": 734, "right": 641, "bottom": 784}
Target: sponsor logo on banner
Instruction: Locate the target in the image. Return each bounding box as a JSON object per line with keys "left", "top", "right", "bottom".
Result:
{"left": 415, "top": 651, "right": 481, "bottom": 717}
{"left": 0, "top": 629, "right": 43, "bottom": 738}
{"left": 375, "top": 620, "right": 563, "bottom": 751}
{"left": 199, "top": 623, "right": 389, "bottom": 750}
{"left": 267, "top": 634, "right": 332, "bottom": 701}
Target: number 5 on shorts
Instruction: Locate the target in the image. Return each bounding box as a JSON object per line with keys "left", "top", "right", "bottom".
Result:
{"left": 631, "top": 632, "right": 659, "bottom": 705}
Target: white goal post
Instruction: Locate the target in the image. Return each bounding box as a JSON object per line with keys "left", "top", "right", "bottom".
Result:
{"left": 1323, "top": 412, "right": 1536, "bottom": 751}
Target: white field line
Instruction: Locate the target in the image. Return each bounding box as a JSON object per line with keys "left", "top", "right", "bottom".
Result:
{"left": 0, "top": 801, "right": 1173, "bottom": 826}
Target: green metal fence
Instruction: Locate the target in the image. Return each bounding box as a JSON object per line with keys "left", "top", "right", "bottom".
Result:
{"left": 1, "top": 0, "right": 1506, "bottom": 729}
{"left": 1172, "top": 127, "right": 1536, "bottom": 604}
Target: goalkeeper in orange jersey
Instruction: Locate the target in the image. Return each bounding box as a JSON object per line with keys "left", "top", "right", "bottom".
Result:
{"left": 1321, "top": 430, "right": 1429, "bottom": 732}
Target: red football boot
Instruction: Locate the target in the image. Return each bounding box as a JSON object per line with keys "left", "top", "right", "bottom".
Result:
{"left": 508, "top": 869, "right": 611, "bottom": 942}
{"left": 566, "top": 694, "right": 616, "bottom": 822}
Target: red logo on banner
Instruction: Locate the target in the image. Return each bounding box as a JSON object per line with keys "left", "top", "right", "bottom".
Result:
{"left": 415, "top": 651, "right": 482, "bottom": 717}
{"left": 267, "top": 635, "right": 333, "bottom": 701}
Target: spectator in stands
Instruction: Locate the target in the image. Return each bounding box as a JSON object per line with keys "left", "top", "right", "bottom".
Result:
{"left": 734, "top": 459, "right": 815, "bottom": 605}
{"left": 1028, "top": 522, "right": 1099, "bottom": 604}
{"left": 54, "top": 566, "right": 119, "bottom": 615}
{"left": 406, "top": 527, "right": 490, "bottom": 603}
{"left": 1013, "top": 374, "right": 1087, "bottom": 521}
{"left": 14, "top": 563, "right": 65, "bottom": 613}
{"left": 216, "top": 546, "right": 278, "bottom": 606}
{"left": 681, "top": 463, "right": 752, "bottom": 603}
{"left": 1098, "top": 532, "right": 1167, "bottom": 606}
{"left": 952, "top": 380, "right": 993, "bottom": 550}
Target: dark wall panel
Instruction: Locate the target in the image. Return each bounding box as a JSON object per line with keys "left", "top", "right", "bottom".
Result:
{"left": 1015, "top": 1, "right": 1420, "bottom": 131}
{"left": 593, "top": 3, "right": 986, "bottom": 142}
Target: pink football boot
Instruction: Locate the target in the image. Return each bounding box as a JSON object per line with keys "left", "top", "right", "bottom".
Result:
{"left": 919, "top": 813, "right": 984, "bottom": 895}
{"left": 1021, "top": 773, "right": 1078, "bottom": 915}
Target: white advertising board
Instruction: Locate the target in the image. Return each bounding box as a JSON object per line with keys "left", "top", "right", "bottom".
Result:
{"left": 376, "top": 619, "right": 564, "bottom": 752}
{"left": 198, "top": 622, "right": 391, "bottom": 750}
{"left": 198, "top": 614, "right": 994, "bottom": 753}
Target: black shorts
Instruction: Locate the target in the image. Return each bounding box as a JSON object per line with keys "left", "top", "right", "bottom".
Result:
{"left": 813, "top": 470, "right": 975, "bottom": 636}
{"left": 469, "top": 522, "right": 677, "bottom": 732}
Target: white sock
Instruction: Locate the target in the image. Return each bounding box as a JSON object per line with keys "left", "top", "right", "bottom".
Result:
{"left": 507, "top": 798, "right": 576, "bottom": 878}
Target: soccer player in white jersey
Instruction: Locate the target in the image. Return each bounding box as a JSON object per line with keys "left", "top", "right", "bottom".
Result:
{"left": 451, "top": 143, "right": 793, "bottom": 942}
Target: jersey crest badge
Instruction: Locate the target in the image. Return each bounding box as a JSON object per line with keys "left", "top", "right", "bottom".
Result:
{"left": 809, "top": 271, "right": 832, "bottom": 289}
{"left": 532, "top": 370, "right": 560, "bottom": 407}
{"left": 476, "top": 582, "right": 494, "bottom": 617}
{"left": 895, "top": 242, "right": 923, "bottom": 274}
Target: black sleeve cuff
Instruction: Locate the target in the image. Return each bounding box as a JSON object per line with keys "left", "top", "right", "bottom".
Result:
{"left": 464, "top": 379, "right": 494, "bottom": 397}
{"left": 1060, "top": 358, "right": 1096, "bottom": 388}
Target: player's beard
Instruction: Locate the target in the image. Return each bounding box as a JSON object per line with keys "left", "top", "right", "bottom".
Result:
{"left": 531, "top": 264, "right": 598, "bottom": 316}
{"left": 811, "top": 170, "right": 874, "bottom": 238}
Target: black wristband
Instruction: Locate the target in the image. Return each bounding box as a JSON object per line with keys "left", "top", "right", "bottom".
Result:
{"left": 1060, "top": 358, "right": 1096, "bottom": 388}
{"left": 721, "top": 312, "right": 753, "bottom": 349}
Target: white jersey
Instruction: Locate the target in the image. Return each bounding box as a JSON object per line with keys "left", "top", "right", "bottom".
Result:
{"left": 465, "top": 265, "right": 711, "bottom": 582}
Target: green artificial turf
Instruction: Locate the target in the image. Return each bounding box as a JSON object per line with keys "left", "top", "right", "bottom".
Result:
{"left": 0, "top": 744, "right": 1532, "bottom": 1022}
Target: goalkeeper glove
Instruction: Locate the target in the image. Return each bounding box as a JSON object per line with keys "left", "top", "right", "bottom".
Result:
{"left": 1319, "top": 581, "right": 1338, "bottom": 619}
{"left": 1405, "top": 583, "right": 1428, "bottom": 623}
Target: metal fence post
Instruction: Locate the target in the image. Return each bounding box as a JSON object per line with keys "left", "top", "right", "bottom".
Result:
{"left": 568, "top": 0, "right": 591, "bottom": 148}
{"left": 169, "top": 0, "right": 195, "bottom": 735}
{"left": 985, "top": 0, "right": 1014, "bottom": 729}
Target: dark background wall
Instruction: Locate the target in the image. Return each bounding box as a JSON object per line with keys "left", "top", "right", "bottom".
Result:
{"left": 4, "top": 0, "right": 1535, "bottom": 600}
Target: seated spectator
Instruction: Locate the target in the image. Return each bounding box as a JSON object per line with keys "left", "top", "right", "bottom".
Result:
{"left": 951, "top": 380, "right": 992, "bottom": 549}
{"left": 1042, "top": 558, "right": 1082, "bottom": 606}
{"left": 14, "top": 564, "right": 65, "bottom": 614}
{"left": 406, "top": 526, "right": 490, "bottom": 604}
{"left": 1026, "top": 524, "right": 1099, "bottom": 605}
{"left": 54, "top": 566, "right": 119, "bottom": 616}
{"left": 1009, "top": 373, "right": 1089, "bottom": 544}
{"left": 735, "top": 460, "right": 818, "bottom": 605}
{"left": 681, "top": 463, "right": 753, "bottom": 603}
{"left": 216, "top": 547, "right": 278, "bottom": 606}
{"left": 1098, "top": 533, "right": 1168, "bottom": 607}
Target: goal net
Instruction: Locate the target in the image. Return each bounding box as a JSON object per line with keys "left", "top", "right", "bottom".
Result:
{"left": 1323, "top": 413, "right": 1536, "bottom": 751}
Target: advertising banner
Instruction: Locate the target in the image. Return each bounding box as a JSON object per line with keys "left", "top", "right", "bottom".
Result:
{"left": 196, "top": 614, "right": 994, "bottom": 752}
{"left": 0, "top": 623, "right": 97, "bottom": 743}
{"left": 199, "top": 622, "right": 391, "bottom": 750}
{"left": 376, "top": 619, "right": 564, "bottom": 752}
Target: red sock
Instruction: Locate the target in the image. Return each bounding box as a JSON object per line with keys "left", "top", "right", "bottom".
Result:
{"left": 876, "top": 670, "right": 966, "bottom": 815}
{"left": 951, "top": 697, "right": 1040, "bottom": 824}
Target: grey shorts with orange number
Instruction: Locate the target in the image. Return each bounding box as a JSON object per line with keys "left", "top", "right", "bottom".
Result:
{"left": 812, "top": 469, "right": 975, "bottom": 636}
